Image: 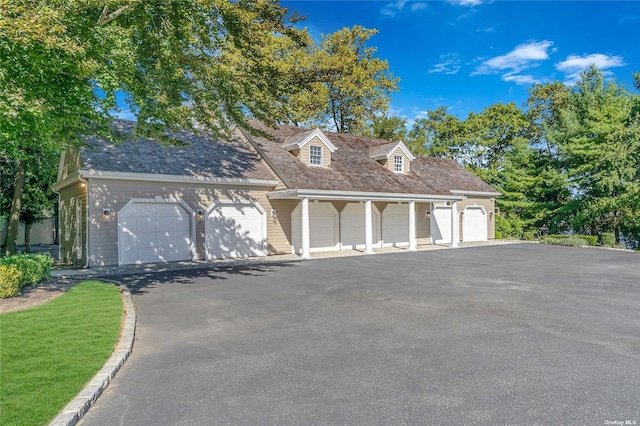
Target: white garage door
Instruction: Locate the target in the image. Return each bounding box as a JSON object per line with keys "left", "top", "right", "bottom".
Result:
{"left": 340, "top": 203, "right": 380, "bottom": 250}
{"left": 431, "top": 206, "right": 451, "bottom": 244}
{"left": 119, "top": 202, "right": 192, "bottom": 265}
{"left": 206, "top": 203, "right": 266, "bottom": 259}
{"left": 292, "top": 202, "right": 339, "bottom": 253}
{"left": 463, "top": 207, "right": 487, "bottom": 242}
{"left": 382, "top": 204, "right": 409, "bottom": 247}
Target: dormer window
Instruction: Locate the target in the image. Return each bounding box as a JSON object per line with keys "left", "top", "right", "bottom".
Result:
{"left": 394, "top": 155, "right": 403, "bottom": 173}
{"left": 310, "top": 145, "right": 322, "bottom": 166}
{"left": 283, "top": 128, "right": 337, "bottom": 168}
{"left": 370, "top": 141, "right": 415, "bottom": 174}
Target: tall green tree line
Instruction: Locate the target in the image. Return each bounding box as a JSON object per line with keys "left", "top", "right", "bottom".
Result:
{"left": 401, "top": 67, "right": 640, "bottom": 248}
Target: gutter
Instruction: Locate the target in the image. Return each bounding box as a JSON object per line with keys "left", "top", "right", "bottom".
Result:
{"left": 78, "top": 170, "right": 279, "bottom": 187}
{"left": 78, "top": 175, "right": 91, "bottom": 269}
{"left": 449, "top": 189, "right": 501, "bottom": 197}
{"left": 267, "top": 188, "right": 465, "bottom": 203}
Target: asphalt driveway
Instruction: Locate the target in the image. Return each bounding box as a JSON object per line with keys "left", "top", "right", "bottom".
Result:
{"left": 80, "top": 244, "right": 640, "bottom": 425}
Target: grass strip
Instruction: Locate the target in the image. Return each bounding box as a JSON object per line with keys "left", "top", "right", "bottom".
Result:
{"left": 0, "top": 281, "right": 123, "bottom": 426}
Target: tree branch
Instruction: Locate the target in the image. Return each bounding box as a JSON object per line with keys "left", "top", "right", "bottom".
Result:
{"left": 97, "top": 4, "right": 133, "bottom": 26}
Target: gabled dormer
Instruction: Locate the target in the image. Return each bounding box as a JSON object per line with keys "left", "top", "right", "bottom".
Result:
{"left": 369, "top": 141, "right": 415, "bottom": 173}
{"left": 283, "top": 128, "right": 337, "bottom": 168}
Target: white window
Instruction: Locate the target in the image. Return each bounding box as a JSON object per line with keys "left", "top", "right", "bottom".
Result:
{"left": 394, "top": 155, "right": 403, "bottom": 173}
{"left": 310, "top": 145, "right": 322, "bottom": 166}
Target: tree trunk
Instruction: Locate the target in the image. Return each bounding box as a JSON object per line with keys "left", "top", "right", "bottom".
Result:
{"left": 24, "top": 223, "right": 32, "bottom": 253}
{"left": 5, "top": 159, "right": 26, "bottom": 256}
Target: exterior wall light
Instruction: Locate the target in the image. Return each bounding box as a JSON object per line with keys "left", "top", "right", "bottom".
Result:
{"left": 196, "top": 209, "right": 204, "bottom": 222}
{"left": 102, "top": 208, "right": 111, "bottom": 223}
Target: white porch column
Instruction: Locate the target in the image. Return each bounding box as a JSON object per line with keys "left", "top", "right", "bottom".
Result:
{"left": 408, "top": 200, "right": 417, "bottom": 251}
{"left": 364, "top": 200, "right": 374, "bottom": 254}
{"left": 450, "top": 201, "right": 459, "bottom": 248}
{"left": 301, "top": 197, "right": 311, "bottom": 259}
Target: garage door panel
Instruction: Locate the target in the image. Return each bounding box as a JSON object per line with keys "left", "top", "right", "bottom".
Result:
{"left": 119, "top": 201, "right": 192, "bottom": 265}
{"left": 431, "top": 207, "right": 451, "bottom": 244}
{"left": 382, "top": 204, "right": 409, "bottom": 247}
{"left": 206, "top": 204, "right": 266, "bottom": 259}
{"left": 292, "top": 203, "right": 338, "bottom": 253}
{"left": 340, "top": 203, "right": 380, "bottom": 250}
{"left": 463, "top": 207, "right": 487, "bottom": 242}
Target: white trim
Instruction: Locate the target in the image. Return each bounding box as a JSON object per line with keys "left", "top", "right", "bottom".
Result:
{"left": 78, "top": 170, "right": 278, "bottom": 187}
{"left": 370, "top": 141, "right": 416, "bottom": 161}
{"left": 283, "top": 128, "right": 337, "bottom": 153}
{"left": 117, "top": 198, "right": 196, "bottom": 266}
{"left": 462, "top": 204, "right": 487, "bottom": 215}
{"left": 268, "top": 189, "right": 463, "bottom": 203}
{"left": 309, "top": 144, "right": 323, "bottom": 167}
{"left": 52, "top": 175, "right": 80, "bottom": 191}
{"left": 339, "top": 202, "right": 381, "bottom": 251}
{"left": 57, "top": 151, "right": 67, "bottom": 182}
{"left": 393, "top": 155, "right": 404, "bottom": 173}
{"left": 449, "top": 190, "right": 501, "bottom": 197}
{"left": 204, "top": 200, "right": 267, "bottom": 259}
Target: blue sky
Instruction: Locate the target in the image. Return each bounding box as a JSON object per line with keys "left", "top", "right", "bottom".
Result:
{"left": 281, "top": 0, "right": 640, "bottom": 124}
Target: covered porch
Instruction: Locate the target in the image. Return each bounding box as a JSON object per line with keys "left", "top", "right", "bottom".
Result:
{"left": 268, "top": 189, "right": 465, "bottom": 259}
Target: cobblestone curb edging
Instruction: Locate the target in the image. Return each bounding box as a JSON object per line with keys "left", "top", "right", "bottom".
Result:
{"left": 49, "top": 283, "right": 136, "bottom": 426}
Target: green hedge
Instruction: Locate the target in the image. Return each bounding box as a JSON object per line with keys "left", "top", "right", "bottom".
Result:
{"left": 602, "top": 232, "right": 615, "bottom": 247}
{"left": 0, "top": 254, "right": 53, "bottom": 298}
{"left": 539, "top": 236, "right": 589, "bottom": 247}
{"left": 545, "top": 234, "right": 597, "bottom": 246}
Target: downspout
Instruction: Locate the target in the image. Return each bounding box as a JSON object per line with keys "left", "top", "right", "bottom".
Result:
{"left": 52, "top": 187, "right": 61, "bottom": 264}
{"left": 78, "top": 174, "right": 90, "bottom": 268}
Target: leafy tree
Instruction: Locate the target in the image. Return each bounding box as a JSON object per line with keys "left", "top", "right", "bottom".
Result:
{"left": 454, "top": 103, "right": 529, "bottom": 184}
{"left": 311, "top": 26, "right": 399, "bottom": 133}
{"left": 406, "top": 106, "right": 463, "bottom": 156}
{"left": 366, "top": 115, "right": 407, "bottom": 140}
{"left": 0, "top": 0, "right": 320, "bottom": 255}
{"left": 551, "top": 66, "right": 640, "bottom": 244}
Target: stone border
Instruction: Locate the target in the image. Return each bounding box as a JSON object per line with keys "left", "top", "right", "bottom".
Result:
{"left": 49, "top": 283, "right": 136, "bottom": 426}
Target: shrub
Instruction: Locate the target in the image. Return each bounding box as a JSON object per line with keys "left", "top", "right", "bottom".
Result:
{"left": 576, "top": 234, "right": 597, "bottom": 246}
{"left": 0, "top": 253, "right": 53, "bottom": 289}
{"left": 539, "top": 235, "right": 588, "bottom": 247}
{"left": 522, "top": 231, "right": 535, "bottom": 241}
{"left": 494, "top": 231, "right": 503, "bottom": 240}
{"left": 0, "top": 265, "right": 23, "bottom": 298}
{"left": 602, "top": 232, "right": 615, "bottom": 247}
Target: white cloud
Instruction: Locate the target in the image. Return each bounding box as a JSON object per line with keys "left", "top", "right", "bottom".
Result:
{"left": 411, "top": 3, "right": 428, "bottom": 11}
{"left": 473, "top": 41, "right": 553, "bottom": 76}
{"left": 381, "top": 1, "right": 427, "bottom": 17}
{"left": 429, "top": 53, "right": 462, "bottom": 75}
{"left": 502, "top": 74, "right": 540, "bottom": 85}
{"left": 447, "top": 0, "right": 485, "bottom": 6}
{"left": 556, "top": 53, "right": 625, "bottom": 85}
{"left": 476, "top": 26, "right": 495, "bottom": 33}
{"left": 381, "top": 1, "right": 407, "bottom": 17}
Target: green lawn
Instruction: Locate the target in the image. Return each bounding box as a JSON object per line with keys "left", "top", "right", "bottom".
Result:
{"left": 0, "top": 281, "right": 123, "bottom": 426}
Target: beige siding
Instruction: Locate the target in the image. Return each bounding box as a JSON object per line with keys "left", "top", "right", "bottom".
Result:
{"left": 416, "top": 202, "right": 431, "bottom": 245}
{"left": 59, "top": 182, "right": 86, "bottom": 265}
{"left": 458, "top": 197, "right": 495, "bottom": 241}
{"left": 267, "top": 199, "right": 298, "bottom": 254}
{"left": 387, "top": 148, "right": 411, "bottom": 173}
{"left": 298, "top": 137, "right": 331, "bottom": 168}
{"left": 87, "top": 179, "right": 296, "bottom": 266}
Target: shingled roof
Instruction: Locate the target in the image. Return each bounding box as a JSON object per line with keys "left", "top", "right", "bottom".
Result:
{"left": 80, "top": 120, "right": 276, "bottom": 181}
{"left": 245, "top": 121, "right": 498, "bottom": 196}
